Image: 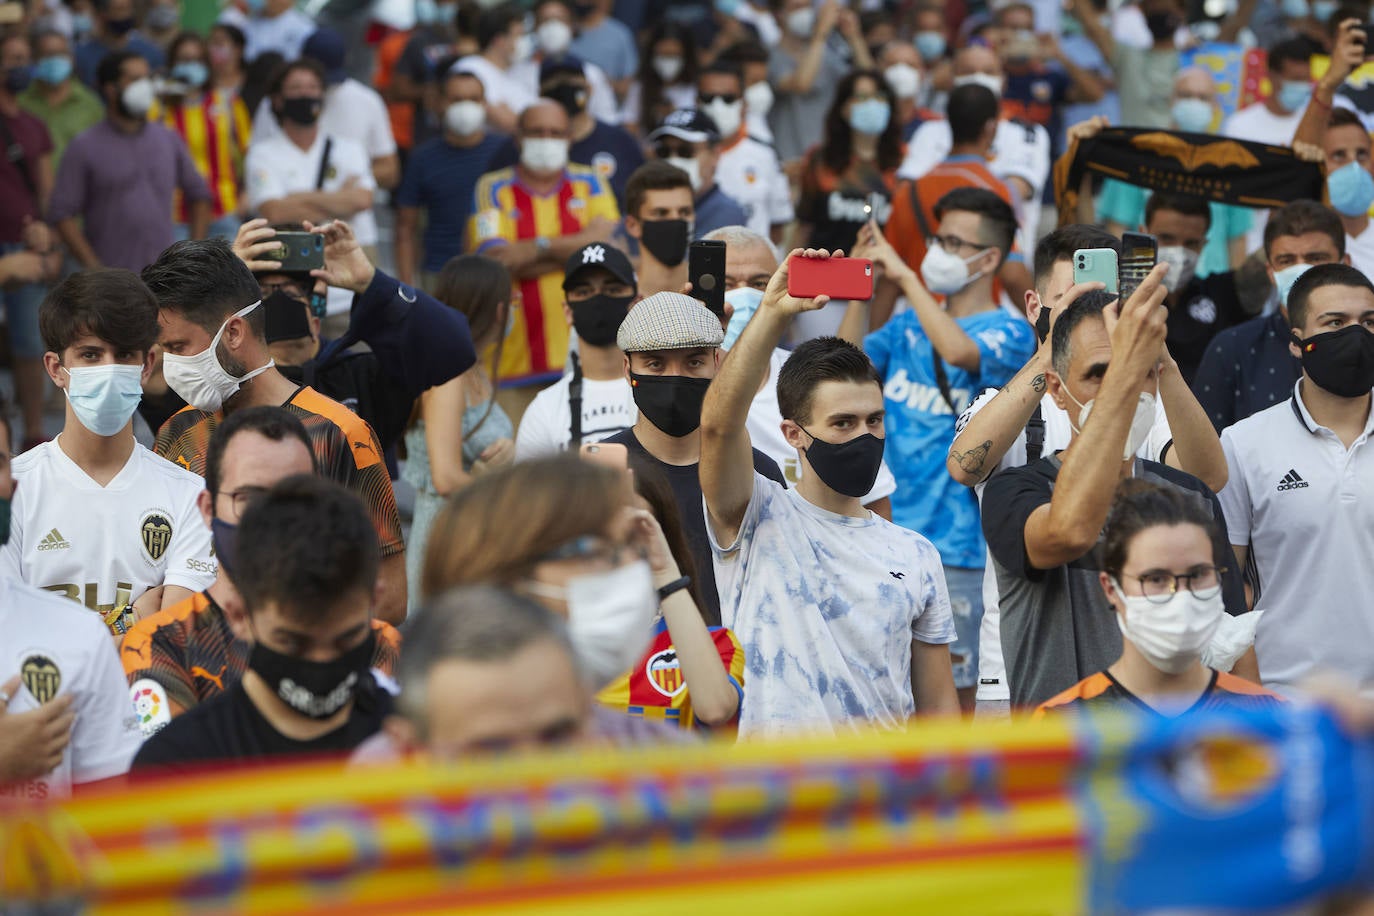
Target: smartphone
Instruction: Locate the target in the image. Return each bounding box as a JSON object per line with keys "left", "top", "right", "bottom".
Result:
{"left": 688, "top": 239, "right": 727, "bottom": 317}
{"left": 1364, "top": 22, "right": 1374, "bottom": 57}
{"left": 1073, "top": 247, "right": 1119, "bottom": 294}
{"left": 1118, "top": 232, "right": 1158, "bottom": 304}
{"left": 266, "top": 231, "right": 325, "bottom": 274}
{"left": 787, "top": 255, "right": 874, "bottom": 301}
{"left": 579, "top": 442, "right": 628, "bottom": 473}
{"left": 864, "top": 192, "right": 887, "bottom": 223}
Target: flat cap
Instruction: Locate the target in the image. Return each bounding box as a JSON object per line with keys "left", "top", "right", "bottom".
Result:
{"left": 617, "top": 292, "right": 724, "bottom": 352}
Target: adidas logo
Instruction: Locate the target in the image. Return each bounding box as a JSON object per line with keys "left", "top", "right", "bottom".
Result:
{"left": 37, "top": 529, "right": 70, "bottom": 551}
{"left": 1276, "top": 470, "right": 1310, "bottom": 492}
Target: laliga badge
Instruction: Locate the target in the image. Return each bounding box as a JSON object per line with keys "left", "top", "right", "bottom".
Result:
{"left": 130, "top": 679, "right": 172, "bottom": 737}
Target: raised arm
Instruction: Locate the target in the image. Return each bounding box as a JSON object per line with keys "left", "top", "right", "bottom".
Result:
{"left": 1216, "top": 0, "right": 1260, "bottom": 44}
{"left": 1069, "top": 0, "right": 1114, "bottom": 63}
{"left": 1156, "top": 345, "right": 1227, "bottom": 492}
{"left": 1296, "top": 19, "right": 1364, "bottom": 148}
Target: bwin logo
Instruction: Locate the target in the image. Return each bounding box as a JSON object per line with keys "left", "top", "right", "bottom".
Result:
{"left": 582, "top": 245, "right": 607, "bottom": 264}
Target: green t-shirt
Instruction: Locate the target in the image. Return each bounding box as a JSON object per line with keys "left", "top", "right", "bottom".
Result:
{"left": 17, "top": 81, "right": 104, "bottom": 166}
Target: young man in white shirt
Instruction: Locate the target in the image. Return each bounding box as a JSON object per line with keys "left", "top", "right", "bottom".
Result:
{"left": 0, "top": 270, "right": 213, "bottom": 636}
{"left": 220, "top": 0, "right": 314, "bottom": 63}
{"left": 700, "top": 249, "right": 959, "bottom": 739}
{"left": 450, "top": 4, "right": 536, "bottom": 134}
{"left": 1218, "top": 263, "right": 1374, "bottom": 696}
{"left": 514, "top": 242, "right": 639, "bottom": 459}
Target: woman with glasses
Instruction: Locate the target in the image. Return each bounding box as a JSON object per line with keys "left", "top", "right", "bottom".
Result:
{"left": 1035, "top": 480, "right": 1277, "bottom": 719}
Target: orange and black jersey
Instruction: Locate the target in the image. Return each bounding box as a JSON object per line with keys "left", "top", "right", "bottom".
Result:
{"left": 153, "top": 386, "right": 404, "bottom": 557}
{"left": 1033, "top": 669, "right": 1282, "bottom": 720}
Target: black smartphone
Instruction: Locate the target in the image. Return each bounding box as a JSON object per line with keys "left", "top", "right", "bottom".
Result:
{"left": 267, "top": 231, "right": 325, "bottom": 274}
{"left": 1363, "top": 22, "right": 1374, "bottom": 56}
{"left": 1118, "top": 232, "right": 1157, "bottom": 304}
{"left": 688, "top": 239, "right": 727, "bottom": 317}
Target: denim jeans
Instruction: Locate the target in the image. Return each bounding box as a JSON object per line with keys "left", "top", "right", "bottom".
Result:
{"left": 944, "top": 565, "right": 986, "bottom": 690}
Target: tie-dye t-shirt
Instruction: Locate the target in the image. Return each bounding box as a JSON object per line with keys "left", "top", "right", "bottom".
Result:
{"left": 709, "top": 474, "right": 956, "bottom": 740}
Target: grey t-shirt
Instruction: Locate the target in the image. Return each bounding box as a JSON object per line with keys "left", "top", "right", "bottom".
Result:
{"left": 1112, "top": 44, "right": 1178, "bottom": 129}
{"left": 767, "top": 39, "right": 853, "bottom": 164}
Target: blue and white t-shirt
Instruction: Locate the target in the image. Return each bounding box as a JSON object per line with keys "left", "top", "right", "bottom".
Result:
{"left": 865, "top": 306, "right": 1036, "bottom": 569}
{"left": 709, "top": 474, "right": 955, "bottom": 740}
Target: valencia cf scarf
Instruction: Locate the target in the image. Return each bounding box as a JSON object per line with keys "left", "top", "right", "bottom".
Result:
{"left": 1054, "top": 127, "right": 1326, "bottom": 226}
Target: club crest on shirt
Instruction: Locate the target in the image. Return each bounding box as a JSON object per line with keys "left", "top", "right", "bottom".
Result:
{"left": 592, "top": 151, "right": 617, "bottom": 179}
{"left": 130, "top": 678, "right": 172, "bottom": 737}
{"left": 140, "top": 512, "right": 173, "bottom": 562}
{"left": 646, "top": 648, "right": 685, "bottom": 698}
{"left": 21, "top": 654, "right": 60, "bottom": 703}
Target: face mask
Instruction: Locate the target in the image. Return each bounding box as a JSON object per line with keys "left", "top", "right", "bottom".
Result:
{"left": 1293, "top": 324, "right": 1374, "bottom": 397}
{"left": 702, "top": 97, "right": 743, "bottom": 138}
{"left": 211, "top": 516, "right": 237, "bottom": 578}
{"left": 1312, "top": 0, "right": 1338, "bottom": 19}
{"left": 848, "top": 98, "right": 891, "bottom": 135}
{"left": 62, "top": 364, "right": 143, "bottom": 436}
{"left": 664, "top": 155, "right": 701, "bottom": 192}
{"left": 263, "top": 289, "right": 313, "bottom": 344}
{"left": 1277, "top": 80, "right": 1312, "bottom": 113}
{"left": 521, "top": 136, "right": 569, "bottom": 173}
{"left": 785, "top": 7, "right": 815, "bottom": 38}
{"left": 71, "top": 12, "right": 94, "bottom": 35}
{"left": 630, "top": 372, "right": 711, "bottom": 437}
{"left": 716, "top": 0, "right": 743, "bottom": 13}
{"left": 652, "top": 56, "right": 683, "bottom": 82}
{"left": 570, "top": 292, "right": 634, "bottom": 347}
{"left": 638, "top": 218, "right": 690, "bottom": 267}
{"left": 915, "top": 31, "right": 946, "bottom": 60}
{"left": 537, "top": 19, "right": 573, "bottom": 55}
{"left": 1272, "top": 262, "right": 1311, "bottom": 308}
{"left": 920, "top": 239, "right": 986, "bottom": 295}
{"left": 415, "top": 0, "right": 440, "bottom": 24}
{"left": 34, "top": 56, "right": 72, "bottom": 85}
{"left": 4, "top": 66, "right": 32, "bottom": 94}
{"left": 545, "top": 82, "right": 588, "bottom": 118}
{"left": 209, "top": 45, "right": 234, "bottom": 67}
{"left": 444, "top": 99, "right": 485, "bottom": 135}
{"left": 1170, "top": 97, "right": 1212, "bottom": 133}
{"left": 1145, "top": 12, "right": 1179, "bottom": 42}
{"left": 953, "top": 72, "right": 1002, "bottom": 99}
{"left": 744, "top": 80, "right": 773, "bottom": 117}
{"left": 526, "top": 560, "right": 657, "bottom": 687}
{"left": 106, "top": 15, "right": 136, "bottom": 35}
{"left": 278, "top": 95, "right": 322, "bottom": 127}
{"left": 161, "top": 300, "right": 274, "bottom": 412}
{"left": 1280, "top": 0, "right": 1309, "bottom": 16}
{"left": 119, "top": 77, "right": 155, "bottom": 118}
{"left": 800, "top": 426, "right": 885, "bottom": 498}
{"left": 722, "top": 286, "right": 764, "bottom": 349}
{"left": 883, "top": 63, "right": 921, "bottom": 100}
{"left": 247, "top": 629, "right": 376, "bottom": 720}
{"left": 1327, "top": 161, "right": 1374, "bottom": 217}
{"left": 512, "top": 32, "right": 536, "bottom": 64}
{"left": 1112, "top": 580, "right": 1223, "bottom": 675}
{"left": 1157, "top": 245, "right": 1198, "bottom": 293}
{"left": 172, "top": 60, "right": 208, "bottom": 88}
{"left": 147, "top": 4, "right": 179, "bottom": 30}
{"left": 1068, "top": 389, "right": 1156, "bottom": 461}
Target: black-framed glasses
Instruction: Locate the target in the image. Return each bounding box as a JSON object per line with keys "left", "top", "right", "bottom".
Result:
{"left": 929, "top": 234, "right": 991, "bottom": 254}
{"left": 1120, "top": 565, "right": 1228, "bottom": 604}
{"left": 699, "top": 93, "right": 739, "bottom": 105}
{"left": 655, "top": 142, "right": 699, "bottom": 159}
{"left": 221, "top": 485, "right": 268, "bottom": 516}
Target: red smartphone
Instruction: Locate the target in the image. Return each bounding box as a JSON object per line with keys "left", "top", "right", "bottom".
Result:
{"left": 787, "top": 255, "right": 874, "bottom": 301}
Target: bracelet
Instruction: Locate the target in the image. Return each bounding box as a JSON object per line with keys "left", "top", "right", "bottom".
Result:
{"left": 1311, "top": 92, "right": 1333, "bottom": 111}
{"left": 657, "top": 575, "right": 691, "bottom": 602}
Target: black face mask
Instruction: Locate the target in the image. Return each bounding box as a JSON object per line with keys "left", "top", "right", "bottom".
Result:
{"left": 211, "top": 517, "right": 237, "bottom": 578}
{"left": 263, "top": 289, "right": 313, "bottom": 344}
{"left": 1144, "top": 12, "right": 1179, "bottom": 42}
{"left": 277, "top": 96, "right": 322, "bottom": 127}
{"left": 630, "top": 372, "right": 711, "bottom": 437}
{"left": 639, "top": 219, "right": 690, "bottom": 268}
{"left": 4, "top": 66, "right": 32, "bottom": 94}
{"left": 248, "top": 628, "right": 376, "bottom": 720}
{"left": 1293, "top": 324, "right": 1374, "bottom": 398}
{"left": 801, "top": 427, "right": 885, "bottom": 498}
{"left": 571, "top": 292, "right": 634, "bottom": 347}
{"left": 544, "top": 82, "right": 588, "bottom": 118}
{"left": 1034, "top": 305, "right": 1052, "bottom": 343}
{"left": 106, "top": 15, "right": 136, "bottom": 35}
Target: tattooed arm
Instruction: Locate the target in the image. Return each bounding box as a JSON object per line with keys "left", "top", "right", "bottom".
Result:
{"left": 947, "top": 347, "right": 1051, "bottom": 487}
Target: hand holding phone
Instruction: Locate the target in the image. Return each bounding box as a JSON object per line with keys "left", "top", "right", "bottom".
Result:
{"left": 1118, "top": 232, "right": 1158, "bottom": 305}
{"left": 1072, "top": 248, "right": 1119, "bottom": 294}
{"left": 266, "top": 231, "right": 325, "bottom": 274}
{"left": 787, "top": 255, "right": 874, "bottom": 301}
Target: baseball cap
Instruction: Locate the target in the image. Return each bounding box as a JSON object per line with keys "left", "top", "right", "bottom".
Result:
{"left": 563, "top": 243, "right": 637, "bottom": 292}
{"left": 617, "top": 292, "right": 724, "bottom": 353}
{"left": 540, "top": 53, "right": 586, "bottom": 83}
{"left": 302, "top": 27, "right": 347, "bottom": 86}
{"left": 648, "top": 108, "right": 720, "bottom": 145}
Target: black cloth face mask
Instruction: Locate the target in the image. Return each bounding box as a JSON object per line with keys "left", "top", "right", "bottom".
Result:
{"left": 571, "top": 293, "right": 634, "bottom": 347}
{"left": 277, "top": 96, "right": 322, "bottom": 127}
{"left": 247, "top": 628, "right": 376, "bottom": 720}
{"left": 263, "top": 289, "right": 313, "bottom": 344}
{"left": 639, "top": 219, "right": 689, "bottom": 268}
{"left": 1293, "top": 324, "right": 1374, "bottom": 398}
{"left": 630, "top": 372, "right": 711, "bottom": 437}
{"left": 801, "top": 426, "right": 885, "bottom": 498}
{"left": 545, "top": 82, "right": 588, "bottom": 118}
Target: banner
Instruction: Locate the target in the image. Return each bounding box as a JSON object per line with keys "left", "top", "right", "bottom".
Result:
{"left": 2, "top": 705, "right": 1372, "bottom": 914}
{"left": 1181, "top": 43, "right": 1270, "bottom": 120}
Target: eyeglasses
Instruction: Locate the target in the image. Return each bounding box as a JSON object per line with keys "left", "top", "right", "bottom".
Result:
{"left": 655, "top": 142, "right": 699, "bottom": 159}
{"left": 260, "top": 281, "right": 308, "bottom": 300}
{"left": 221, "top": 485, "right": 268, "bottom": 516}
{"left": 536, "top": 535, "right": 637, "bottom": 566}
{"left": 929, "top": 234, "right": 991, "bottom": 254}
{"left": 699, "top": 93, "right": 739, "bottom": 105}
{"left": 1118, "top": 565, "right": 1228, "bottom": 604}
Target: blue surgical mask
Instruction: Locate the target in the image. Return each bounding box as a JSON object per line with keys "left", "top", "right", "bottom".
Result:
{"left": 1272, "top": 262, "right": 1312, "bottom": 309}
{"left": 63, "top": 364, "right": 144, "bottom": 436}
{"left": 915, "top": 31, "right": 946, "bottom": 61}
{"left": 171, "top": 60, "right": 208, "bottom": 88}
{"left": 415, "top": 0, "right": 439, "bottom": 23}
{"left": 849, "top": 98, "right": 891, "bottom": 135}
{"left": 1312, "top": 0, "right": 1338, "bottom": 20}
{"left": 1281, "top": 0, "right": 1309, "bottom": 16}
{"left": 722, "top": 286, "right": 764, "bottom": 349}
{"left": 1171, "top": 97, "right": 1213, "bottom": 133}
{"left": 71, "top": 12, "right": 93, "bottom": 35}
{"left": 715, "top": 0, "right": 743, "bottom": 13}
{"left": 1277, "top": 80, "right": 1312, "bottom": 114}
{"left": 33, "top": 55, "right": 72, "bottom": 85}
{"left": 1328, "top": 160, "right": 1374, "bottom": 217}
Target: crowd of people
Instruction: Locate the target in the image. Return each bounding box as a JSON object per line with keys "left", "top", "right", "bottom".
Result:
{"left": 0, "top": 0, "right": 1371, "bottom": 840}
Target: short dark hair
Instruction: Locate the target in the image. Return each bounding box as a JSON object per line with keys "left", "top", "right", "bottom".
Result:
{"left": 1287, "top": 262, "right": 1374, "bottom": 330}
{"left": 235, "top": 474, "right": 380, "bottom": 623}
{"left": 39, "top": 270, "right": 159, "bottom": 357}
{"left": 1033, "top": 224, "right": 1119, "bottom": 290}
{"left": 934, "top": 186, "right": 1017, "bottom": 268}
{"left": 721, "top": 39, "right": 768, "bottom": 66}
{"left": 625, "top": 160, "right": 693, "bottom": 219}
{"left": 777, "top": 337, "right": 883, "bottom": 425}
{"left": 1051, "top": 289, "right": 1116, "bottom": 377}
{"left": 204, "top": 406, "right": 315, "bottom": 498}
{"left": 947, "top": 83, "right": 1000, "bottom": 146}
{"left": 269, "top": 57, "right": 325, "bottom": 97}
{"left": 1328, "top": 105, "right": 1365, "bottom": 132}
{"left": 1267, "top": 36, "right": 1315, "bottom": 73}
{"left": 1102, "top": 478, "right": 1225, "bottom": 578}
{"left": 477, "top": 3, "right": 523, "bottom": 49}
{"left": 166, "top": 32, "right": 205, "bottom": 69}
{"left": 141, "top": 238, "right": 265, "bottom": 336}
{"left": 1264, "top": 199, "right": 1346, "bottom": 260}
{"left": 699, "top": 61, "right": 742, "bottom": 89}
{"left": 1144, "top": 191, "right": 1212, "bottom": 230}
{"left": 95, "top": 49, "right": 142, "bottom": 92}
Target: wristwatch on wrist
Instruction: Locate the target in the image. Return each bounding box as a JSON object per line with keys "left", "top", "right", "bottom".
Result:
{"left": 535, "top": 236, "right": 551, "bottom": 256}
{"left": 657, "top": 575, "right": 692, "bottom": 602}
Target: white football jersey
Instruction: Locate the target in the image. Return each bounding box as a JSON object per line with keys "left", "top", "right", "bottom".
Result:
{"left": 0, "top": 440, "right": 215, "bottom": 624}
{"left": 715, "top": 135, "right": 794, "bottom": 238}
{"left": 0, "top": 577, "right": 142, "bottom": 799}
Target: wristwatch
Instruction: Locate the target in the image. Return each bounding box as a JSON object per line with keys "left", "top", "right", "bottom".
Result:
{"left": 535, "top": 236, "right": 551, "bottom": 256}
{"left": 657, "top": 575, "right": 692, "bottom": 602}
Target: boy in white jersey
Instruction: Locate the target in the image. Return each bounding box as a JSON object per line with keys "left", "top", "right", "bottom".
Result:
{"left": 0, "top": 271, "right": 214, "bottom": 635}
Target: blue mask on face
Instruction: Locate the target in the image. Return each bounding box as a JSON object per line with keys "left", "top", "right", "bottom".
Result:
{"left": 721, "top": 286, "right": 764, "bottom": 349}
{"left": 71, "top": 12, "right": 93, "bottom": 35}
{"left": 914, "top": 31, "right": 946, "bottom": 61}
{"left": 171, "top": 60, "right": 208, "bottom": 88}
{"left": 1328, "top": 160, "right": 1374, "bottom": 217}
{"left": 33, "top": 55, "right": 72, "bottom": 85}
{"left": 1312, "top": 0, "right": 1338, "bottom": 20}
{"left": 1272, "top": 262, "right": 1312, "bottom": 309}
{"left": 63, "top": 364, "right": 144, "bottom": 436}
{"left": 1170, "top": 97, "right": 1213, "bottom": 133}
{"left": 1276, "top": 80, "right": 1312, "bottom": 114}
{"left": 849, "top": 98, "right": 891, "bottom": 135}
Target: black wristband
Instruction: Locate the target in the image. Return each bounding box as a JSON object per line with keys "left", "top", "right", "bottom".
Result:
{"left": 656, "top": 575, "right": 691, "bottom": 602}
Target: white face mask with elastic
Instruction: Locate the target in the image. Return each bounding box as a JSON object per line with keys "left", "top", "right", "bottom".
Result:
{"left": 525, "top": 559, "right": 658, "bottom": 687}
{"left": 1111, "top": 579, "right": 1225, "bottom": 675}
{"left": 161, "top": 300, "right": 274, "bottom": 413}
{"left": 1064, "top": 386, "right": 1156, "bottom": 462}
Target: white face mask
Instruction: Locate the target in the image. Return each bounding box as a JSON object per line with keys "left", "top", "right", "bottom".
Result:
{"left": 1112, "top": 579, "right": 1224, "bottom": 675}
{"left": 512, "top": 31, "right": 535, "bottom": 64}
{"left": 664, "top": 155, "right": 701, "bottom": 192}
{"left": 521, "top": 136, "right": 569, "bottom": 173}
{"left": 883, "top": 62, "right": 922, "bottom": 100}
{"left": 919, "top": 239, "right": 986, "bottom": 295}
{"left": 952, "top": 72, "right": 1003, "bottom": 99}
{"left": 528, "top": 559, "right": 658, "bottom": 687}
{"left": 1157, "top": 245, "right": 1198, "bottom": 293}
{"left": 536, "top": 18, "right": 573, "bottom": 55}
{"left": 785, "top": 6, "right": 815, "bottom": 37}
{"left": 652, "top": 55, "right": 684, "bottom": 82}
{"left": 744, "top": 80, "right": 773, "bottom": 118}
{"left": 703, "top": 97, "right": 743, "bottom": 138}
{"left": 1067, "top": 389, "right": 1156, "bottom": 462}
{"left": 161, "top": 301, "right": 274, "bottom": 413}
{"left": 63, "top": 364, "right": 144, "bottom": 436}
{"left": 121, "top": 77, "right": 156, "bottom": 117}
{"left": 444, "top": 99, "right": 485, "bottom": 136}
